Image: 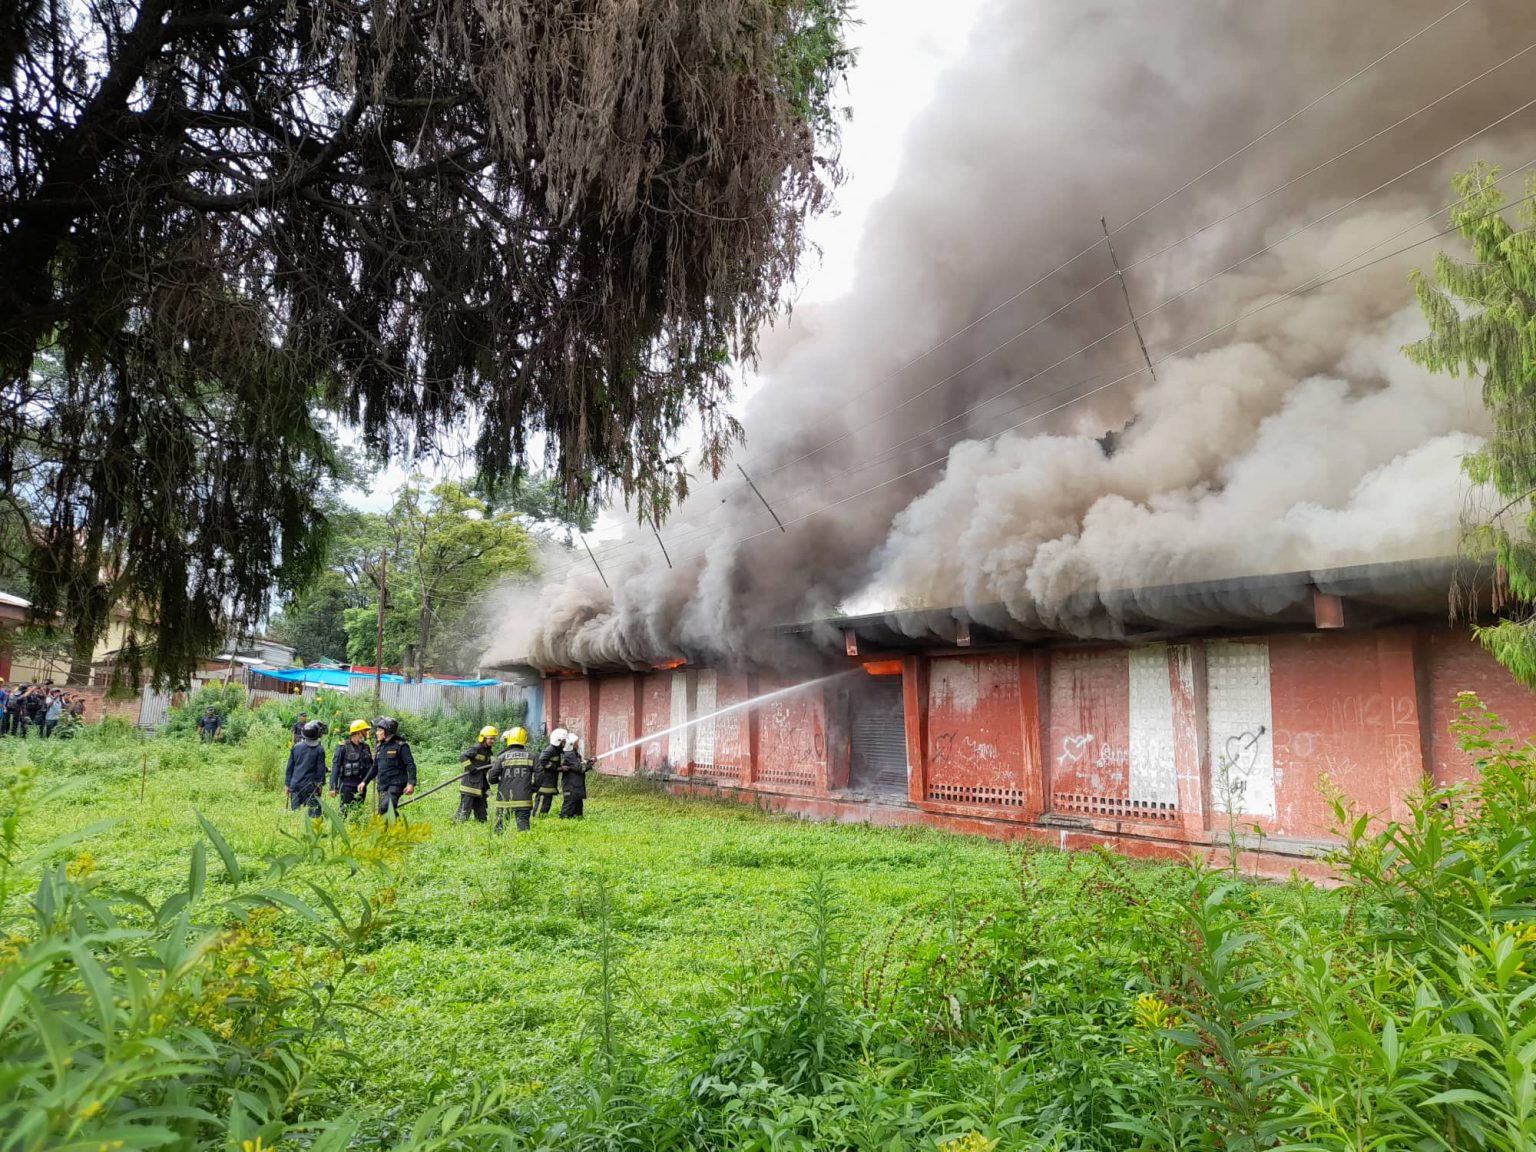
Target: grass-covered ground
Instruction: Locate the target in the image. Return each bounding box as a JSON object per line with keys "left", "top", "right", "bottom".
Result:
{"left": 8, "top": 731, "right": 1144, "bottom": 1112}
{"left": 3, "top": 694, "right": 1534, "bottom": 1151}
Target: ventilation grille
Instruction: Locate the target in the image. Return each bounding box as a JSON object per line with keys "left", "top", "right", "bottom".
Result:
{"left": 758, "top": 765, "right": 818, "bottom": 787}
{"left": 690, "top": 761, "right": 739, "bottom": 782}
{"left": 1053, "top": 793, "right": 1178, "bottom": 822}
{"left": 927, "top": 783, "right": 1026, "bottom": 807}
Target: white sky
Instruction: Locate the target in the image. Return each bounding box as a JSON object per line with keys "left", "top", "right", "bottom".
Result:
{"left": 348, "top": 0, "right": 991, "bottom": 523}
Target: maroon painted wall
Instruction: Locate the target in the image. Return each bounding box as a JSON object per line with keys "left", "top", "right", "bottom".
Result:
{"left": 568, "top": 624, "right": 1536, "bottom": 869}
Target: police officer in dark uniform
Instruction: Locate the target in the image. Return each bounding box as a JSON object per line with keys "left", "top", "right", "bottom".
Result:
{"left": 558, "top": 732, "right": 589, "bottom": 819}
{"left": 329, "top": 719, "right": 375, "bottom": 812}
{"left": 533, "top": 726, "right": 566, "bottom": 818}
{"left": 284, "top": 720, "right": 327, "bottom": 816}
{"left": 454, "top": 725, "right": 499, "bottom": 823}
{"left": 371, "top": 716, "right": 417, "bottom": 814}
{"left": 487, "top": 727, "right": 537, "bottom": 833}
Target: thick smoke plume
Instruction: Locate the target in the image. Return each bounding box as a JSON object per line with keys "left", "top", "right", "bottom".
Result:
{"left": 500, "top": 0, "right": 1536, "bottom": 672}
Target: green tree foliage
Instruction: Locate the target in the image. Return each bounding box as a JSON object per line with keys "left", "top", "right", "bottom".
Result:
{"left": 6, "top": 351, "right": 337, "bottom": 687}
{"left": 267, "top": 570, "right": 357, "bottom": 667}
{"left": 1407, "top": 165, "right": 1536, "bottom": 684}
{"left": 277, "top": 478, "right": 536, "bottom": 673}
{"left": 0, "top": 0, "right": 851, "bottom": 685}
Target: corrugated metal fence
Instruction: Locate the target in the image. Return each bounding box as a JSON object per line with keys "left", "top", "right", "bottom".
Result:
{"left": 139, "top": 679, "right": 541, "bottom": 730}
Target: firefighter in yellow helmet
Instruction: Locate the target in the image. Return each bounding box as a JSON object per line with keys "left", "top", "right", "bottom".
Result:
{"left": 454, "top": 725, "right": 499, "bottom": 823}
{"left": 487, "top": 727, "right": 536, "bottom": 833}
{"left": 329, "top": 719, "right": 375, "bottom": 812}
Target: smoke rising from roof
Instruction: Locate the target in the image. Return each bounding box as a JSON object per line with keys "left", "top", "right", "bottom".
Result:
{"left": 497, "top": 0, "right": 1536, "bottom": 672}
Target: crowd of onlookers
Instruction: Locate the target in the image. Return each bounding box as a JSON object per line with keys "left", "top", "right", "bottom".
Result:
{"left": 0, "top": 680, "right": 87, "bottom": 738}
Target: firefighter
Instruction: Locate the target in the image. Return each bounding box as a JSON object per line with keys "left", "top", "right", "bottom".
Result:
{"left": 329, "top": 719, "right": 375, "bottom": 812}
{"left": 487, "top": 727, "right": 536, "bottom": 833}
{"left": 533, "top": 727, "right": 566, "bottom": 817}
{"left": 558, "top": 732, "right": 589, "bottom": 819}
{"left": 454, "top": 725, "right": 499, "bottom": 823}
{"left": 284, "top": 720, "right": 327, "bottom": 817}
{"left": 372, "top": 716, "right": 417, "bottom": 815}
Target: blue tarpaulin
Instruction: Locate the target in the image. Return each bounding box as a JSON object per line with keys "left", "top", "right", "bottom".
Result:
{"left": 251, "top": 666, "right": 503, "bottom": 689}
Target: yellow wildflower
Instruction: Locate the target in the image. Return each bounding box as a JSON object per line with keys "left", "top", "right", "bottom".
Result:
{"left": 939, "top": 1135, "right": 994, "bottom": 1152}
{"left": 1134, "top": 992, "right": 1177, "bottom": 1030}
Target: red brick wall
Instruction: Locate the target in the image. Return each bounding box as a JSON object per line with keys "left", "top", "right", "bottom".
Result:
{"left": 571, "top": 623, "right": 1536, "bottom": 868}
{"left": 705, "top": 672, "right": 751, "bottom": 784}
{"left": 1424, "top": 628, "right": 1536, "bottom": 786}
{"left": 1264, "top": 632, "right": 1422, "bottom": 840}
{"left": 638, "top": 673, "right": 675, "bottom": 773}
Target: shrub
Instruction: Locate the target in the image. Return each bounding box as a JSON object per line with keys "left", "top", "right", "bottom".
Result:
{"left": 0, "top": 765, "right": 407, "bottom": 1151}
{"left": 243, "top": 725, "right": 294, "bottom": 792}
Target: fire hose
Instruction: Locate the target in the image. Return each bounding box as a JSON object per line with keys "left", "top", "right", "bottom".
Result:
{"left": 395, "top": 767, "right": 476, "bottom": 808}
{"left": 394, "top": 755, "right": 594, "bottom": 809}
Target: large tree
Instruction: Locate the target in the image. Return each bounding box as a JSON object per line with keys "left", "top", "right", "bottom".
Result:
{"left": 1408, "top": 165, "right": 1536, "bottom": 683}
{"left": 0, "top": 0, "right": 850, "bottom": 682}
{"left": 278, "top": 477, "right": 537, "bottom": 672}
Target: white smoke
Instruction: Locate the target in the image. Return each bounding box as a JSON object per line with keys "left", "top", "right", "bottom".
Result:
{"left": 493, "top": 0, "right": 1536, "bottom": 671}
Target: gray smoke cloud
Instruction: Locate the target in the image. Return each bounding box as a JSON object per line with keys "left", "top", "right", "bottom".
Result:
{"left": 497, "top": 0, "right": 1536, "bottom": 672}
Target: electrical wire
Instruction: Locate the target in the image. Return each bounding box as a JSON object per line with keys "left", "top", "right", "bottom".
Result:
{"left": 546, "top": 182, "right": 1536, "bottom": 587}
{"left": 539, "top": 146, "right": 1536, "bottom": 587}
{"left": 543, "top": 4, "right": 1508, "bottom": 574}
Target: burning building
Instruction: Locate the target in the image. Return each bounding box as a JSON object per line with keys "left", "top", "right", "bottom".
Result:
{"left": 485, "top": 0, "right": 1536, "bottom": 874}
{"left": 522, "top": 560, "right": 1536, "bottom": 877}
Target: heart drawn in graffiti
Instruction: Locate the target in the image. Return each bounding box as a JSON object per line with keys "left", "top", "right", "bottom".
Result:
{"left": 1058, "top": 734, "right": 1094, "bottom": 765}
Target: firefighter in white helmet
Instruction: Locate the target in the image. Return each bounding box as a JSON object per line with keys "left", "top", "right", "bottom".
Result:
{"left": 558, "top": 730, "right": 590, "bottom": 819}
{"left": 453, "top": 725, "right": 499, "bottom": 823}
{"left": 533, "top": 727, "right": 566, "bottom": 817}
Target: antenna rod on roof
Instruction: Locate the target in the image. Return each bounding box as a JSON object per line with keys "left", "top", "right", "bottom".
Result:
{"left": 738, "top": 464, "right": 786, "bottom": 533}
{"left": 1101, "top": 215, "right": 1158, "bottom": 383}
{"left": 580, "top": 534, "right": 610, "bottom": 588}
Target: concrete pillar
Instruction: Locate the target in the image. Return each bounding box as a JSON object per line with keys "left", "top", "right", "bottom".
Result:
{"left": 1017, "top": 652, "right": 1046, "bottom": 820}
{"left": 902, "top": 654, "right": 929, "bottom": 805}
{"left": 1169, "top": 644, "right": 1207, "bottom": 835}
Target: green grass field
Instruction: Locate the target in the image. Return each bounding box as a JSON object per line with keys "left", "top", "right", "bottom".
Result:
{"left": 6, "top": 733, "right": 1136, "bottom": 1118}
{"left": 3, "top": 702, "right": 1533, "bottom": 1151}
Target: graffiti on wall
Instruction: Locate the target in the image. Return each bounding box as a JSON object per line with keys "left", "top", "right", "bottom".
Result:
{"left": 1206, "top": 641, "right": 1277, "bottom": 818}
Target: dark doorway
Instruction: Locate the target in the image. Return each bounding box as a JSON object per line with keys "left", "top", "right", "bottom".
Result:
{"left": 849, "top": 677, "right": 909, "bottom": 801}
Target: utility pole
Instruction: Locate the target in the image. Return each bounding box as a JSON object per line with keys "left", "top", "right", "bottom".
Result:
{"left": 737, "top": 464, "right": 786, "bottom": 533}
{"left": 374, "top": 549, "right": 387, "bottom": 701}
{"left": 651, "top": 514, "right": 673, "bottom": 569}
{"left": 580, "top": 534, "right": 610, "bottom": 589}
{"left": 1101, "top": 216, "right": 1158, "bottom": 382}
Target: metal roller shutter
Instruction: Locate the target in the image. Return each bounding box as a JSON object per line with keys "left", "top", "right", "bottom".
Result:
{"left": 850, "top": 679, "right": 909, "bottom": 800}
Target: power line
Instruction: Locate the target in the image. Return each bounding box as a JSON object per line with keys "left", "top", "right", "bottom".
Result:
{"left": 726, "top": 0, "right": 1489, "bottom": 467}
{"left": 609, "top": 185, "right": 1536, "bottom": 580}
{"left": 557, "top": 2, "right": 1491, "bottom": 562}
{"left": 745, "top": 71, "right": 1536, "bottom": 490}
{"left": 539, "top": 131, "right": 1536, "bottom": 588}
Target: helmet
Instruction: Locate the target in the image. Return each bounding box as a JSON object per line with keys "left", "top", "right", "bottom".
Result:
{"left": 478, "top": 725, "right": 499, "bottom": 743}
{"left": 348, "top": 719, "right": 370, "bottom": 735}
{"left": 564, "top": 732, "right": 580, "bottom": 752}
{"left": 503, "top": 726, "right": 529, "bottom": 746}
{"left": 373, "top": 716, "right": 399, "bottom": 738}
{"left": 302, "top": 720, "right": 323, "bottom": 740}
{"left": 549, "top": 727, "right": 568, "bottom": 748}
